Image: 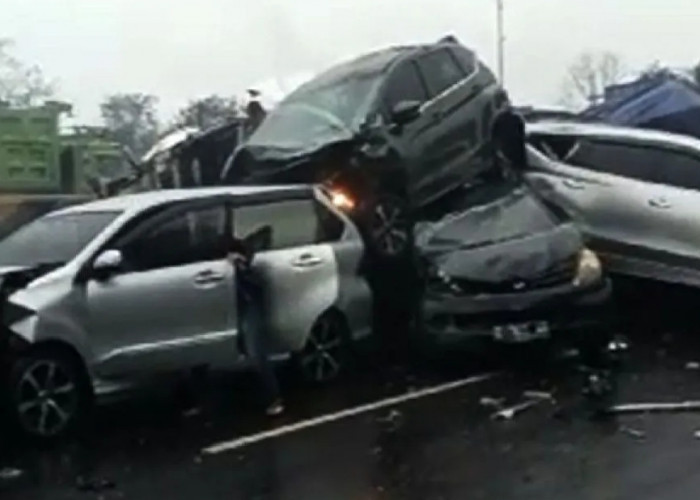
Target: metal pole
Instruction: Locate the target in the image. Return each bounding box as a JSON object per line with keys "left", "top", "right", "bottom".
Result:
{"left": 496, "top": 0, "right": 505, "bottom": 84}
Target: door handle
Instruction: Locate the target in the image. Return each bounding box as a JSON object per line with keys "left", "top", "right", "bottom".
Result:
{"left": 193, "top": 270, "right": 225, "bottom": 286}
{"left": 562, "top": 179, "right": 585, "bottom": 190}
{"left": 291, "top": 253, "right": 323, "bottom": 268}
{"left": 648, "top": 197, "right": 671, "bottom": 209}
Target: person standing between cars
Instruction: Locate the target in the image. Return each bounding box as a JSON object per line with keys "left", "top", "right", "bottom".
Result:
{"left": 227, "top": 228, "right": 284, "bottom": 416}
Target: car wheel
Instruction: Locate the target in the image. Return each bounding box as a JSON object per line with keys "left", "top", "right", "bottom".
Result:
{"left": 7, "top": 349, "right": 90, "bottom": 440}
{"left": 365, "top": 195, "right": 413, "bottom": 260}
{"left": 297, "top": 312, "right": 351, "bottom": 384}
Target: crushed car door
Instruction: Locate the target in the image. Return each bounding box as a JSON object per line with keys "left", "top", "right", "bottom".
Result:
{"left": 233, "top": 197, "right": 337, "bottom": 353}
{"left": 86, "top": 200, "right": 237, "bottom": 376}
{"left": 526, "top": 136, "right": 674, "bottom": 276}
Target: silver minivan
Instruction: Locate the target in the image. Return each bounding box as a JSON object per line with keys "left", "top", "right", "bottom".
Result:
{"left": 0, "top": 185, "right": 372, "bottom": 439}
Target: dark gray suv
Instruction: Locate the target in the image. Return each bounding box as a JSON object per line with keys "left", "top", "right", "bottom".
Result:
{"left": 222, "top": 36, "right": 504, "bottom": 260}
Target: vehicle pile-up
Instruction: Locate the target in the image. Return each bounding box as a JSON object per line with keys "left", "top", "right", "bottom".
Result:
{"left": 5, "top": 34, "right": 698, "bottom": 441}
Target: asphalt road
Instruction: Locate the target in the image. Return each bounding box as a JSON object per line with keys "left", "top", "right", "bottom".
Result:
{"left": 3, "top": 279, "right": 700, "bottom": 500}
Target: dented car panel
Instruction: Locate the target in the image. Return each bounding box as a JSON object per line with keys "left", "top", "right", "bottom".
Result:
{"left": 525, "top": 121, "right": 700, "bottom": 288}
{"left": 417, "top": 186, "right": 612, "bottom": 346}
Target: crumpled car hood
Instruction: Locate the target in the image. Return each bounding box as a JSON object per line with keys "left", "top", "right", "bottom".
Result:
{"left": 428, "top": 224, "right": 582, "bottom": 284}
{"left": 417, "top": 187, "right": 583, "bottom": 284}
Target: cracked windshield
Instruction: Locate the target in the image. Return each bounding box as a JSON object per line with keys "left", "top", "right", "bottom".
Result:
{"left": 1, "top": 1, "right": 699, "bottom": 499}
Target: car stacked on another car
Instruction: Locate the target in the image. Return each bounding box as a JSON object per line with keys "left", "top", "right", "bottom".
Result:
{"left": 0, "top": 185, "right": 372, "bottom": 439}
{"left": 222, "top": 35, "right": 505, "bottom": 261}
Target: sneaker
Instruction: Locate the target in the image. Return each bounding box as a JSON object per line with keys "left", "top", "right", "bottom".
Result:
{"left": 266, "top": 400, "right": 284, "bottom": 416}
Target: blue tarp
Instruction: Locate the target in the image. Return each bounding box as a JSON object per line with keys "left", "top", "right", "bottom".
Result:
{"left": 580, "top": 74, "right": 700, "bottom": 139}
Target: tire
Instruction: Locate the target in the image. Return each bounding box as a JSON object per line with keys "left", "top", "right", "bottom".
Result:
{"left": 6, "top": 348, "right": 91, "bottom": 441}
{"left": 296, "top": 312, "right": 352, "bottom": 385}
{"left": 361, "top": 194, "right": 414, "bottom": 262}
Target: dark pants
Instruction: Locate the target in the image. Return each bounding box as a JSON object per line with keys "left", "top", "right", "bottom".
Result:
{"left": 237, "top": 273, "right": 281, "bottom": 406}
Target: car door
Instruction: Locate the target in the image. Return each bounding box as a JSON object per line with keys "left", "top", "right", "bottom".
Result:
{"left": 413, "top": 47, "right": 481, "bottom": 202}
{"left": 233, "top": 196, "right": 338, "bottom": 353}
{"left": 86, "top": 199, "right": 237, "bottom": 376}
{"left": 526, "top": 135, "right": 676, "bottom": 276}
{"left": 379, "top": 58, "right": 432, "bottom": 200}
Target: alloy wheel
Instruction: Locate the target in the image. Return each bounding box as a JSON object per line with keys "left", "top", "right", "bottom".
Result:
{"left": 369, "top": 199, "right": 410, "bottom": 257}
{"left": 14, "top": 359, "right": 79, "bottom": 438}
{"left": 300, "top": 315, "right": 345, "bottom": 383}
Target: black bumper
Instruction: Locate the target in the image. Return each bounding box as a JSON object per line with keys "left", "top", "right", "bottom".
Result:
{"left": 420, "top": 277, "right": 613, "bottom": 349}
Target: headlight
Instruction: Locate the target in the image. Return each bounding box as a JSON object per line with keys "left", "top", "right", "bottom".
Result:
{"left": 329, "top": 189, "right": 355, "bottom": 211}
{"left": 573, "top": 248, "right": 602, "bottom": 287}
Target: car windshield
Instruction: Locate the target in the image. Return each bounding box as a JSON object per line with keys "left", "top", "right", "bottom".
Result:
{"left": 247, "top": 72, "right": 383, "bottom": 151}
{"left": 0, "top": 211, "right": 120, "bottom": 267}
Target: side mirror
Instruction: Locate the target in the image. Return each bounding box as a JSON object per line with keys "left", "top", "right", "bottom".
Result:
{"left": 390, "top": 100, "right": 422, "bottom": 127}
{"left": 492, "top": 110, "right": 527, "bottom": 168}
{"left": 93, "top": 249, "right": 123, "bottom": 275}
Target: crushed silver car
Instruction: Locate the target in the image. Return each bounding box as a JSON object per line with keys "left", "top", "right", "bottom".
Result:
{"left": 0, "top": 185, "right": 372, "bottom": 439}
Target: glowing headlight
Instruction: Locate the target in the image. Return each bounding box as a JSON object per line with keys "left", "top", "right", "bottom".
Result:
{"left": 330, "top": 190, "right": 355, "bottom": 211}
{"left": 573, "top": 248, "right": 602, "bottom": 287}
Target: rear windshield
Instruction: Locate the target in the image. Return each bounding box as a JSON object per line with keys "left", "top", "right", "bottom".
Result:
{"left": 0, "top": 211, "right": 121, "bottom": 267}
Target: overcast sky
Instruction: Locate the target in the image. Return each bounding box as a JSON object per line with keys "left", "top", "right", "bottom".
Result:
{"left": 3, "top": 0, "right": 699, "bottom": 124}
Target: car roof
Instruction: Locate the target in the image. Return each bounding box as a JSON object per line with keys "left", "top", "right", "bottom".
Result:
{"left": 287, "top": 39, "right": 468, "bottom": 97}
{"left": 52, "top": 185, "right": 314, "bottom": 215}
{"left": 526, "top": 120, "right": 700, "bottom": 150}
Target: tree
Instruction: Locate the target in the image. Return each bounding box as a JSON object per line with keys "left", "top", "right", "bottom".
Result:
{"left": 172, "top": 95, "right": 239, "bottom": 131}
{"left": 100, "top": 93, "right": 159, "bottom": 156}
{"left": 0, "top": 39, "right": 55, "bottom": 106}
{"left": 561, "top": 51, "right": 626, "bottom": 107}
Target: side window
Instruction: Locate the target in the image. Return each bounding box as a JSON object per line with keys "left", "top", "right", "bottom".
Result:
{"left": 383, "top": 61, "right": 428, "bottom": 112}
{"left": 658, "top": 150, "right": 700, "bottom": 190}
{"left": 121, "top": 205, "right": 226, "bottom": 272}
{"left": 450, "top": 46, "right": 477, "bottom": 76}
{"left": 315, "top": 202, "right": 345, "bottom": 243}
{"left": 567, "top": 140, "right": 659, "bottom": 182}
{"left": 416, "top": 48, "right": 466, "bottom": 98}
{"left": 235, "top": 199, "right": 318, "bottom": 250}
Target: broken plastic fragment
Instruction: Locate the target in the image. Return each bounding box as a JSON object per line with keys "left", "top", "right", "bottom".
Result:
{"left": 609, "top": 401, "right": 700, "bottom": 414}
{"left": 479, "top": 396, "right": 505, "bottom": 409}
{"left": 523, "top": 390, "right": 555, "bottom": 402}
{"left": 492, "top": 399, "right": 542, "bottom": 420}
{"left": 619, "top": 426, "right": 646, "bottom": 439}
{"left": 0, "top": 467, "right": 23, "bottom": 481}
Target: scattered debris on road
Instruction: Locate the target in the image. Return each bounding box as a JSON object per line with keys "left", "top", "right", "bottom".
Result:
{"left": 523, "top": 390, "right": 556, "bottom": 402}
{"left": 608, "top": 401, "right": 700, "bottom": 414}
{"left": 0, "top": 467, "right": 24, "bottom": 481}
{"left": 686, "top": 361, "right": 700, "bottom": 370}
{"left": 479, "top": 396, "right": 505, "bottom": 409}
{"left": 492, "top": 399, "right": 543, "bottom": 421}
{"left": 619, "top": 426, "right": 646, "bottom": 440}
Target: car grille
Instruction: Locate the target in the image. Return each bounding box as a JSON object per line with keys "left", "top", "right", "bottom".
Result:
{"left": 449, "top": 256, "right": 578, "bottom": 295}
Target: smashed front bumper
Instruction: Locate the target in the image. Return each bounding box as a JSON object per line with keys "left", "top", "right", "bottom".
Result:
{"left": 420, "top": 277, "right": 613, "bottom": 349}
